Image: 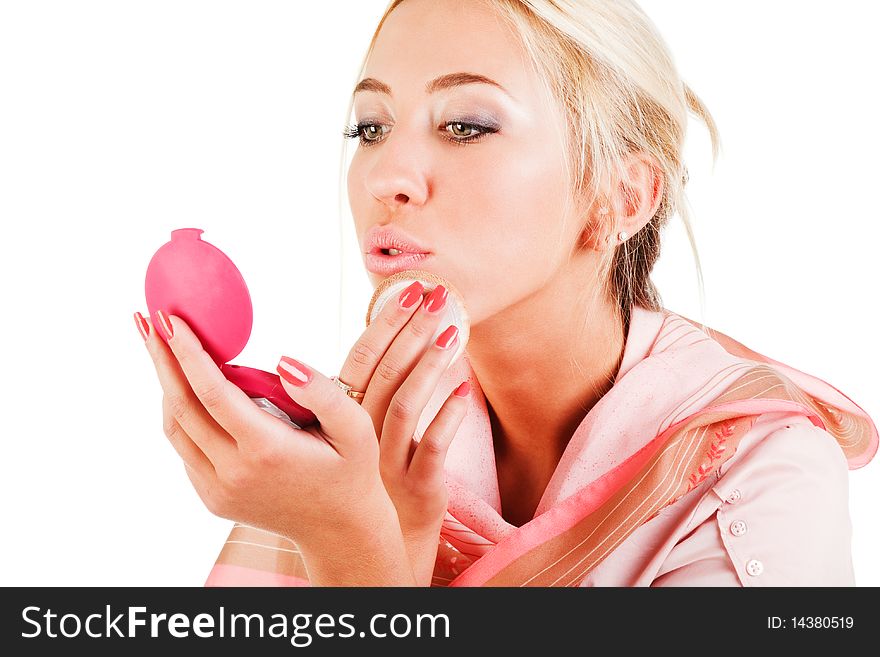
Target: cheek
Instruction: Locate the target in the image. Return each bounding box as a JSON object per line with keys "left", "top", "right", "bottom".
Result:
{"left": 447, "top": 142, "right": 569, "bottom": 259}
{"left": 441, "top": 144, "right": 570, "bottom": 318}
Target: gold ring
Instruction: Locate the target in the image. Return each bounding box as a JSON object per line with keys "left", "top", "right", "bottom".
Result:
{"left": 330, "top": 375, "right": 365, "bottom": 401}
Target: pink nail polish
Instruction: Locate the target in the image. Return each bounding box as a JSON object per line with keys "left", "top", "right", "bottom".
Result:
{"left": 435, "top": 325, "right": 459, "bottom": 350}
{"left": 454, "top": 381, "right": 470, "bottom": 397}
{"left": 156, "top": 309, "right": 174, "bottom": 339}
{"left": 424, "top": 285, "right": 447, "bottom": 313}
{"left": 277, "top": 356, "right": 312, "bottom": 386}
{"left": 398, "top": 281, "right": 424, "bottom": 310}
{"left": 134, "top": 312, "right": 150, "bottom": 341}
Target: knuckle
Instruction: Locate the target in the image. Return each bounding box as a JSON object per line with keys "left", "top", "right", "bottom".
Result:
{"left": 423, "top": 350, "right": 447, "bottom": 373}
{"left": 194, "top": 380, "right": 226, "bottom": 410}
{"left": 174, "top": 346, "right": 194, "bottom": 368}
{"left": 407, "top": 320, "right": 431, "bottom": 339}
{"left": 419, "top": 435, "right": 446, "bottom": 457}
{"left": 251, "top": 441, "right": 281, "bottom": 469}
{"left": 375, "top": 359, "right": 405, "bottom": 384}
{"left": 165, "top": 392, "right": 191, "bottom": 424}
{"left": 221, "top": 463, "right": 252, "bottom": 491}
{"left": 380, "top": 311, "right": 401, "bottom": 330}
{"left": 350, "top": 340, "right": 380, "bottom": 368}
{"left": 388, "top": 394, "right": 417, "bottom": 422}
{"left": 163, "top": 415, "right": 182, "bottom": 442}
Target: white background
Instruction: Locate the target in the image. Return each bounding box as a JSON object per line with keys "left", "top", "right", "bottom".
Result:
{"left": 1, "top": 1, "right": 877, "bottom": 586}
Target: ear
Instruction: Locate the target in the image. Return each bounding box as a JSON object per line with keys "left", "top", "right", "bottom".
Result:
{"left": 580, "top": 152, "right": 665, "bottom": 252}
{"left": 613, "top": 151, "right": 665, "bottom": 240}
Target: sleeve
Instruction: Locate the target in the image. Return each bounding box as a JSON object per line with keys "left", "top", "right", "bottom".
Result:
{"left": 652, "top": 419, "right": 855, "bottom": 587}
{"left": 204, "top": 524, "right": 312, "bottom": 587}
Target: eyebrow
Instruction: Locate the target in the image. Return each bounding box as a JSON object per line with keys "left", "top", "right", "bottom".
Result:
{"left": 353, "top": 72, "right": 511, "bottom": 99}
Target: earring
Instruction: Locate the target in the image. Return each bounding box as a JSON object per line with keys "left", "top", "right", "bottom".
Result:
{"left": 604, "top": 230, "right": 628, "bottom": 245}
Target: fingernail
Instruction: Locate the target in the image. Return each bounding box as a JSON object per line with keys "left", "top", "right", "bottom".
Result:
{"left": 156, "top": 309, "right": 174, "bottom": 339}
{"left": 398, "top": 281, "right": 424, "bottom": 310}
{"left": 435, "top": 325, "right": 459, "bottom": 350}
{"left": 454, "top": 381, "right": 470, "bottom": 397}
{"left": 134, "top": 312, "right": 150, "bottom": 341}
{"left": 424, "top": 285, "right": 447, "bottom": 313}
{"left": 277, "top": 356, "right": 312, "bottom": 387}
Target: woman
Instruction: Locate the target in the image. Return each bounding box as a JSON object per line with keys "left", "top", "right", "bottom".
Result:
{"left": 135, "top": 0, "right": 877, "bottom": 586}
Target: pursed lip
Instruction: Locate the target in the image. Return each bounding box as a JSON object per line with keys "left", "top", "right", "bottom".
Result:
{"left": 364, "top": 251, "right": 432, "bottom": 275}
{"left": 365, "top": 225, "right": 431, "bottom": 256}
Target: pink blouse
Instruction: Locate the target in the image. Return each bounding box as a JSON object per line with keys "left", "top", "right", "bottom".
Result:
{"left": 585, "top": 410, "right": 854, "bottom": 586}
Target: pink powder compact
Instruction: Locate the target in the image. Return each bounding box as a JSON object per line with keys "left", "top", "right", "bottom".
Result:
{"left": 145, "top": 228, "right": 317, "bottom": 428}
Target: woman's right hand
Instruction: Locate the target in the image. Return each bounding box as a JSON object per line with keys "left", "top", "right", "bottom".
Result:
{"left": 334, "top": 281, "right": 470, "bottom": 585}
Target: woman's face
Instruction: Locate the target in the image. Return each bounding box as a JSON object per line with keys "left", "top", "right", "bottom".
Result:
{"left": 348, "top": 0, "right": 585, "bottom": 327}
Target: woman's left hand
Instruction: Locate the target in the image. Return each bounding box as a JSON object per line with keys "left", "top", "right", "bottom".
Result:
{"left": 137, "top": 310, "right": 410, "bottom": 583}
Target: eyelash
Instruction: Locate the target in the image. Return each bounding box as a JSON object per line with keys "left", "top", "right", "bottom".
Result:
{"left": 342, "top": 120, "right": 499, "bottom": 147}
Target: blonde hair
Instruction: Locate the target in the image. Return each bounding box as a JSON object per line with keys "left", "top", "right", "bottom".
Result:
{"left": 338, "top": 0, "right": 721, "bottom": 387}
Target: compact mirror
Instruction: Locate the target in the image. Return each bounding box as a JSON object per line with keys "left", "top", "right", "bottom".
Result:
{"left": 144, "top": 228, "right": 317, "bottom": 428}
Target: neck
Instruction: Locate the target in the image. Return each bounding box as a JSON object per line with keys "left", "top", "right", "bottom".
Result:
{"left": 466, "top": 259, "right": 627, "bottom": 469}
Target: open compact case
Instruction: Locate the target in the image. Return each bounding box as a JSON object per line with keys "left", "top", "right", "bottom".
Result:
{"left": 145, "top": 228, "right": 470, "bottom": 430}
{"left": 145, "top": 228, "right": 317, "bottom": 429}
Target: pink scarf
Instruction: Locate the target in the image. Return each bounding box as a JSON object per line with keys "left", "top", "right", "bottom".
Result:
{"left": 206, "top": 305, "right": 877, "bottom": 587}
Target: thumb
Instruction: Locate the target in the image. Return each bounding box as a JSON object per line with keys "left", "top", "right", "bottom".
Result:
{"left": 276, "top": 355, "right": 371, "bottom": 456}
{"left": 407, "top": 381, "right": 470, "bottom": 486}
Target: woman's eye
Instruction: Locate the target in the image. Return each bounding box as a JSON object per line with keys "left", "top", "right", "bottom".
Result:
{"left": 443, "top": 121, "right": 498, "bottom": 144}
{"left": 361, "top": 124, "right": 385, "bottom": 143}
{"left": 447, "top": 122, "right": 478, "bottom": 138}
{"left": 343, "top": 122, "right": 387, "bottom": 146}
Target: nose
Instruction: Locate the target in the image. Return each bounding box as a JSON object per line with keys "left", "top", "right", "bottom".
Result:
{"left": 362, "top": 129, "right": 429, "bottom": 209}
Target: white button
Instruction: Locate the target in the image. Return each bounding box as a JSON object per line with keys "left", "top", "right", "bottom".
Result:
{"left": 730, "top": 520, "right": 748, "bottom": 536}
{"left": 746, "top": 559, "right": 764, "bottom": 576}
{"left": 725, "top": 489, "right": 742, "bottom": 504}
